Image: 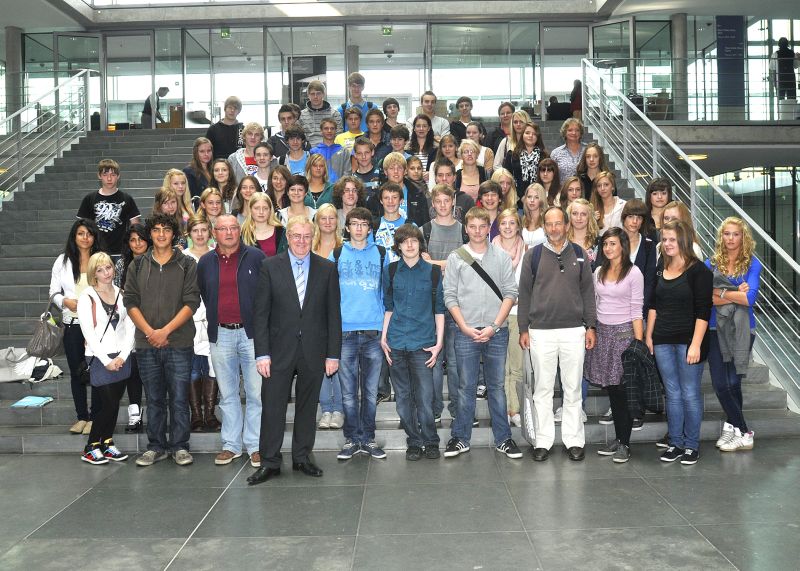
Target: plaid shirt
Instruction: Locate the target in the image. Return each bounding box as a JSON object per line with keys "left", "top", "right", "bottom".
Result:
{"left": 621, "top": 339, "right": 664, "bottom": 416}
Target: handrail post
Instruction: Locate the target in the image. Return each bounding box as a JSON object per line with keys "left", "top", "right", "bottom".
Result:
{"left": 651, "top": 131, "right": 658, "bottom": 177}
{"left": 55, "top": 84, "right": 62, "bottom": 160}
{"left": 83, "top": 71, "right": 90, "bottom": 135}
{"left": 622, "top": 103, "right": 630, "bottom": 183}
{"left": 16, "top": 126, "right": 23, "bottom": 193}
{"left": 598, "top": 76, "right": 606, "bottom": 148}
{"left": 690, "top": 168, "right": 697, "bottom": 221}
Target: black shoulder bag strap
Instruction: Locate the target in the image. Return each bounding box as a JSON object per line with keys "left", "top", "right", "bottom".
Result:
{"left": 455, "top": 247, "right": 503, "bottom": 301}
{"left": 85, "top": 288, "right": 122, "bottom": 370}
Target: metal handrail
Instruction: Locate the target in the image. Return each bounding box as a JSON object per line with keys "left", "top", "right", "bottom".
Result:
{"left": 582, "top": 57, "right": 800, "bottom": 407}
{"left": 0, "top": 69, "right": 97, "bottom": 201}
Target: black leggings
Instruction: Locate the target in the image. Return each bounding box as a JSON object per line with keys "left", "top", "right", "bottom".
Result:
{"left": 607, "top": 384, "right": 632, "bottom": 446}
{"left": 125, "top": 353, "right": 143, "bottom": 407}
{"left": 87, "top": 379, "right": 127, "bottom": 446}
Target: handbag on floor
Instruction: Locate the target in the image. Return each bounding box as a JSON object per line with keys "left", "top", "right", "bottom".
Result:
{"left": 515, "top": 350, "right": 536, "bottom": 446}
{"left": 26, "top": 294, "right": 64, "bottom": 359}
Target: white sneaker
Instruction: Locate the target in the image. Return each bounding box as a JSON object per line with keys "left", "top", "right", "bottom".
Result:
{"left": 553, "top": 407, "right": 563, "bottom": 423}
{"left": 598, "top": 407, "right": 613, "bottom": 425}
{"left": 329, "top": 411, "right": 344, "bottom": 429}
{"left": 581, "top": 409, "right": 587, "bottom": 423}
{"left": 127, "top": 404, "right": 141, "bottom": 424}
{"left": 715, "top": 422, "right": 736, "bottom": 448}
{"left": 318, "top": 411, "right": 332, "bottom": 429}
{"left": 720, "top": 428, "right": 754, "bottom": 452}
{"left": 510, "top": 413, "right": 522, "bottom": 427}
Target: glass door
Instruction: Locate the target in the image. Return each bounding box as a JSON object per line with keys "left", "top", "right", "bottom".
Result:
{"left": 54, "top": 33, "right": 102, "bottom": 128}
{"left": 103, "top": 32, "right": 154, "bottom": 128}
{"left": 185, "top": 29, "right": 213, "bottom": 127}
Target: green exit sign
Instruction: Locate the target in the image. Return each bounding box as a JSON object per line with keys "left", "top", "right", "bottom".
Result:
{"left": 220, "top": 27, "right": 231, "bottom": 39}
{"left": 382, "top": 25, "right": 392, "bottom": 36}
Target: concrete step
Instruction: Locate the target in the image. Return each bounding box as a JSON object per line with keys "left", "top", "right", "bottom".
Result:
{"left": 0, "top": 257, "right": 55, "bottom": 271}
{"left": 46, "top": 161, "right": 187, "bottom": 173}
{"left": 35, "top": 169, "right": 182, "bottom": 182}
{"left": 23, "top": 178, "right": 163, "bottom": 191}
{"left": 4, "top": 192, "right": 160, "bottom": 211}
{"left": 0, "top": 381, "right": 788, "bottom": 430}
{"left": 1, "top": 408, "right": 798, "bottom": 454}
{"left": 0, "top": 285, "right": 51, "bottom": 302}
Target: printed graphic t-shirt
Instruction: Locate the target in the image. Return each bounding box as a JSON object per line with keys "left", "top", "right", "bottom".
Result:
{"left": 77, "top": 190, "right": 141, "bottom": 255}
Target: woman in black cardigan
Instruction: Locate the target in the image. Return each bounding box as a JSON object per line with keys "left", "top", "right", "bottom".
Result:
{"left": 645, "top": 220, "right": 713, "bottom": 466}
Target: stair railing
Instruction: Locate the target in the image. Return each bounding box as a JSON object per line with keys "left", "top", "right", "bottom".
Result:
{"left": 0, "top": 70, "right": 97, "bottom": 204}
{"left": 582, "top": 58, "right": 800, "bottom": 407}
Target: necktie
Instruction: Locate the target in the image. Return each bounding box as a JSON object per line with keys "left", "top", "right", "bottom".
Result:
{"left": 295, "top": 259, "right": 306, "bottom": 308}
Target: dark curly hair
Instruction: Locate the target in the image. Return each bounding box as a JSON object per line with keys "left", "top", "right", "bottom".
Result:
{"left": 146, "top": 213, "right": 180, "bottom": 246}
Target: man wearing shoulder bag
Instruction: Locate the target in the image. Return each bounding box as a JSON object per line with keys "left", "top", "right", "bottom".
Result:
{"left": 442, "top": 206, "right": 522, "bottom": 460}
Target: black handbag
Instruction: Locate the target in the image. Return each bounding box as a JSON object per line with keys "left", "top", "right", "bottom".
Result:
{"left": 26, "top": 294, "right": 64, "bottom": 359}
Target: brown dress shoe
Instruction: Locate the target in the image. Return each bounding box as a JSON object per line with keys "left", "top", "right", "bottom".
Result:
{"left": 214, "top": 450, "right": 242, "bottom": 465}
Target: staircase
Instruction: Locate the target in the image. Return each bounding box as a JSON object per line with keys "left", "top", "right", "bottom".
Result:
{"left": 0, "top": 125, "right": 797, "bottom": 455}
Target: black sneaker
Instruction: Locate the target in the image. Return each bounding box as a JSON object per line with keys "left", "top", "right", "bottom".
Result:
{"left": 631, "top": 418, "right": 644, "bottom": 431}
{"left": 376, "top": 393, "right": 390, "bottom": 404}
{"left": 443, "top": 437, "right": 470, "bottom": 458}
{"left": 434, "top": 414, "right": 442, "bottom": 427}
{"left": 496, "top": 438, "right": 523, "bottom": 459}
{"left": 656, "top": 432, "right": 670, "bottom": 448}
{"left": 598, "top": 407, "right": 613, "bottom": 425}
{"left": 424, "top": 446, "right": 440, "bottom": 459}
{"left": 660, "top": 446, "right": 684, "bottom": 462}
{"left": 680, "top": 448, "right": 699, "bottom": 465}
{"left": 405, "top": 446, "right": 423, "bottom": 461}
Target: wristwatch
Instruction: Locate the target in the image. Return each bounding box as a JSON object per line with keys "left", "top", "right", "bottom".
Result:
{"left": 491, "top": 323, "right": 501, "bottom": 335}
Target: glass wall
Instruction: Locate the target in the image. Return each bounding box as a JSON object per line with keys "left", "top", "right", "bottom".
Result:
{"left": 185, "top": 29, "right": 212, "bottom": 126}
{"left": 542, "top": 25, "right": 589, "bottom": 111}
{"left": 155, "top": 29, "right": 182, "bottom": 127}
{"left": 105, "top": 33, "right": 153, "bottom": 126}
{"left": 211, "top": 27, "right": 265, "bottom": 126}
{"left": 510, "top": 23, "right": 540, "bottom": 113}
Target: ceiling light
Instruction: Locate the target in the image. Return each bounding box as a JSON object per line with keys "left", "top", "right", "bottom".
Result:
{"left": 678, "top": 154, "right": 708, "bottom": 161}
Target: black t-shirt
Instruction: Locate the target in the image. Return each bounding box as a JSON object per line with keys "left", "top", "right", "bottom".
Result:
{"left": 77, "top": 190, "right": 141, "bottom": 255}
{"left": 353, "top": 167, "right": 383, "bottom": 201}
{"left": 205, "top": 121, "right": 244, "bottom": 160}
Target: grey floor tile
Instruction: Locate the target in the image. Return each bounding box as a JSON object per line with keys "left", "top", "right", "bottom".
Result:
{"left": 647, "top": 474, "right": 800, "bottom": 525}
{"left": 192, "top": 486, "right": 363, "bottom": 537}
{"left": 366, "top": 449, "right": 503, "bottom": 485}
{"left": 632, "top": 439, "right": 800, "bottom": 479}
{"left": 170, "top": 536, "right": 355, "bottom": 571}
{"left": 95, "top": 452, "right": 245, "bottom": 489}
{"left": 0, "top": 453, "right": 124, "bottom": 487}
{"left": 0, "top": 538, "right": 182, "bottom": 570}
{"left": 31, "top": 487, "right": 219, "bottom": 539}
{"left": 360, "top": 482, "right": 522, "bottom": 535}
{"left": 354, "top": 532, "right": 539, "bottom": 571}
{"left": 509, "top": 478, "right": 685, "bottom": 531}
{"left": 0, "top": 483, "right": 91, "bottom": 545}
{"left": 229, "top": 451, "right": 369, "bottom": 487}
{"left": 697, "top": 522, "right": 800, "bottom": 570}
{"left": 497, "top": 446, "right": 638, "bottom": 482}
{"left": 529, "top": 527, "right": 735, "bottom": 570}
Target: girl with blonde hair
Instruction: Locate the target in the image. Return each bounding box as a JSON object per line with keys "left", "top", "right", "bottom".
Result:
{"left": 521, "top": 183, "right": 547, "bottom": 248}
{"left": 241, "top": 193, "right": 286, "bottom": 257}
{"left": 567, "top": 198, "right": 600, "bottom": 266}
{"left": 162, "top": 168, "right": 194, "bottom": 222}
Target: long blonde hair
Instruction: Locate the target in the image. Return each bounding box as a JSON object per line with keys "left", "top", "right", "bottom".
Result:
{"left": 590, "top": 170, "right": 616, "bottom": 230}
{"left": 508, "top": 110, "right": 531, "bottom": 153}
{"left": 161, "top": 169, "right": 194, "bottom": 220}
{"left": 710, "top": 216, "right": 756, "bottom": 277}
{"left": 153, "top": 188, "right": 184, "bottom": 235}
{"left": 567, "top": 198, "right": 599, "bottom": 250}
{"left": 312, "top": 203, "right": 343, "bottom": 253}
{"left": 522, "top": 183, "right": 547, "bottom": 231}
{"left": 241, "top": 193, "right": 282, "bottom": 247}
{"left": 491, "top": 167, "right": 518, "bottom": 212}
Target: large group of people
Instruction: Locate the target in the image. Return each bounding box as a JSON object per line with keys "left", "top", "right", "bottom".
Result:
{"left": 51, "top": 75, "right": 761, "bottom": 476}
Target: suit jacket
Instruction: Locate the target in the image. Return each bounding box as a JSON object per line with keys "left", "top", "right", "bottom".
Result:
{"left": 253, "top": 251, "right": 342, "bottom": 374}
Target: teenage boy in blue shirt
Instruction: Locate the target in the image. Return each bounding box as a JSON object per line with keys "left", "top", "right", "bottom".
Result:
{"left": 381, "top": 224, "right": 445, "bottom": 461}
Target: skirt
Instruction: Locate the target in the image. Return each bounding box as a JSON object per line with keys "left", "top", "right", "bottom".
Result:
{"left": 583, "top": 321, "right": 633, "bottom": 388}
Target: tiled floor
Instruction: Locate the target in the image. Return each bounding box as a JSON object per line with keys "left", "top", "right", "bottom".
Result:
{"left": 2, "top": 439, "right": 800, "bottom": 570}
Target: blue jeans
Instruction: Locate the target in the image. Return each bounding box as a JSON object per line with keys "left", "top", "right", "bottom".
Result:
{"left": 319, "top": 372, "right": 343, "bottom": 414}
{"left": 137, "top": 347, "right": 193, "bottom": 453}
{"left": 339, "top": 331, "right": 383, "bottom": 444}
{"left": 452, "top": 327, "right": 511, "bottom": 447}
{"left": 707, "top": 331, "right": 754, "bottom": 433}
{"left": 389, "top": 348, "right": 439, "bottom": 448}
{"left": 654, "top": 344, "right": 704, "bottom": 450}
{"left": 209, "top": 327, "right": 262, "bottom": 455}
{"left": 190, "top": 354, "right": 210, "bottom": 382}
{"left": 432, "top": 315, "right": 460, "bottom": 419}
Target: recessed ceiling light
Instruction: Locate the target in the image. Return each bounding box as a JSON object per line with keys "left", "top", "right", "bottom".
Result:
{"left": 679, "top": 154, "right": 708, "bottom": 160}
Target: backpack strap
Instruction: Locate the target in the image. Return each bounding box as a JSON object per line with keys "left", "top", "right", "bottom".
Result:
{"left": 455, "top": 247, "right": 503, "bottom": 301}
{"left": 332, "top": 246, "right": 343, "bottom": 263}
{"left": 430, "top": 264, "right": 441, "bottom": 315}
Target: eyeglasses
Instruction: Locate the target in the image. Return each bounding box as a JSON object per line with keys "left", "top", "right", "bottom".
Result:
{"left": 555, "top": 252, "right": 565, "bottom": 273}
{"left": 216, "top": 226, "right": 240, "bottom": 233}
{"left": 349, "top": 222, "right": 370, "bottom": 229}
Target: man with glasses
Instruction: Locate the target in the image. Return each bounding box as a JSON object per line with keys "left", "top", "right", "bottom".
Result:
{"left": 518, "top": 206, "right": 596, "bottom": 462}
{"left": 124, "top": 213, "right": 200, "bottom": 467}
{"left": 196, "top": 214, "right": 266, "bottom": 469}
{"left": 331, "top": 207, "right": 389, "bottom": 460}
{"left": 248, "top": 216, "right": 342, "bottom": 485}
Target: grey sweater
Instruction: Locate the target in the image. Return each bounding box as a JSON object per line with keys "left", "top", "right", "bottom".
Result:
{"left": 443, "top": 244, "right": 517, "bottom": 328}
{"left": 517, "top": 240, "right": 596, "bottom": 331}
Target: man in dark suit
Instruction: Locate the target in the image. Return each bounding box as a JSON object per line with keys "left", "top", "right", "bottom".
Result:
{"left": 247, "top": 216, "right": 342, "bottom": 485}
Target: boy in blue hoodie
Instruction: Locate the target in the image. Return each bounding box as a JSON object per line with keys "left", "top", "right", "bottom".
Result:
{"left": 330, "top": 207, "right": 390, "bottom": 460}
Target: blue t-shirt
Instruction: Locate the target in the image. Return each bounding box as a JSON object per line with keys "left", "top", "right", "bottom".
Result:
{"left": 286, "top": 151, "right": 309, "bottom": 175}
{"left": 704, "top": 257, "right": 761, "bottom": 330}
{"left": 374, "top": 215, "right": 407, "bottom": 262}
{"left": 330, "top": 242, "right": 389, "bottom": 331}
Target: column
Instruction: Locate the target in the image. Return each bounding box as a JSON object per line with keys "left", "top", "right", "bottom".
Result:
{"left": 4, "top": 26, "right": 23, "bottom": 129}
{"left": 671, "top": 14, "right": 689, "bottom": 120}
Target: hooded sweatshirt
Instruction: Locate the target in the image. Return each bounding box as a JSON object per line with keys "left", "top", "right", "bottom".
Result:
{"left": 123, "top": 247, "right": 201, "bottom": 350}
{"left": 299, "top": 100, "right": 343, "bottom": 147}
